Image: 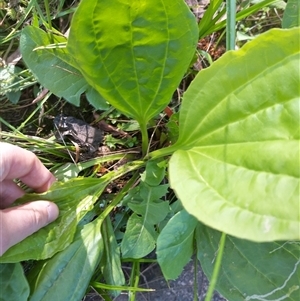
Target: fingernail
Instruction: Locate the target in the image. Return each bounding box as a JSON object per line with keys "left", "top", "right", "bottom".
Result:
{"left": 44, "top": 202, "right": 59, "bottom": 223}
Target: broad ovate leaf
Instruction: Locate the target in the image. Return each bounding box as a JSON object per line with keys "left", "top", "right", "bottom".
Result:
{"left": 196, "top": 224, "right": 300, "bottom": 301}
{"left": 169, "top": 28, "right": 300, "bottom": 242}
{"left": 67, "top": 0, "right": 198, "bottom": 126}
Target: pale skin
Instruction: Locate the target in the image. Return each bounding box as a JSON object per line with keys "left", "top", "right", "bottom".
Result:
{"left": 0, "top": 142, "right": 59, "bottom": 256}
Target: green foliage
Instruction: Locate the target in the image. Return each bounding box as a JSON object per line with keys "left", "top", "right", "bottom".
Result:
{"left": 100, "top": 217, "right": 125, "bottom": 297}
{"left": 0, "top": 161, "right": 143, "bottom": 263}
{"left": 198, "top": 0, "right": 281, "bottom": 39}
{"left": 157, "top": 210, "right": 198, "bottom": 280}
{"left": 0, "top": 178, "right": 106, "bottom": 263}
{"left": 168, "top": 28, "right": 300, "bottom": 242}
{"left": 282, "top": 0, "right": 300, "bottom": 28}
{"left": 67, "top": 0, "right": 198, "bottom": 154}
{"left": 2, "top": 0, "right": 299, "bottom": 300}
{"left": 67, "top": 0, "right": 198, "bottom": 124}
{"left": 20, "top": 26, "right": 108, "bottom": 109}
{"left": 0, "top": 263, "right": 29, "bottom": 301}
{"left": 105, "top": 134, "right": 138, "bottom": 149}
{"left": 121, "top": 161, "right": 169, "bottom": 258}
{"left": 0, "top": 65, "right": 22, "bottom": 103}
{"left": 27, "top": 218, "right": 104, "bottom": 301}
{"left": 197, "top": 224, "right": 300, "bottom": 300}
{"left": 198, "top": 0, "right": 225, "bottom": 39}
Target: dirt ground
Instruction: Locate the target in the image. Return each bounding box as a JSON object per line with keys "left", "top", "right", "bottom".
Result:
{"left": 84, "top": 259, "right": 227, "bottom": 301}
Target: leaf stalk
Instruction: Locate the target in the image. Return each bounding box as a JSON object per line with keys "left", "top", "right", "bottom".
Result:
{"left": 204, "top": 232, "right": 227, "bottom": 301}
{"left": 226, "top": 0, "right": 236, "bottom": 51}
{"left": 140, "top": 122, "right": 149, "bottom": 157}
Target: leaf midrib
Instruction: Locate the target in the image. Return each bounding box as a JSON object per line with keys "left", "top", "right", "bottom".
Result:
{"left": 186, "top": 151, "right": 299, "bottom": 221}
{"left": 179, "top": 52, "right": 299, "bottom": 147}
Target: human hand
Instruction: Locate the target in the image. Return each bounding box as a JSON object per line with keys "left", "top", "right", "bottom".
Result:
{"left": 0, "top": 142, "right": 59, "bottom": 256}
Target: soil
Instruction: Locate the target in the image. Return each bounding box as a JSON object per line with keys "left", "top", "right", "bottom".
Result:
{"left": 84, "top": 259, "right": 227, "bottom": 301}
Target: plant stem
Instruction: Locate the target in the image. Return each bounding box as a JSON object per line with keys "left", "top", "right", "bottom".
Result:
{"left": 148, "top": 144, "right": 179, "bottom": 160}
{"left": 44, "top": 0, "right": 54, "bottom": 43}
{"left": 205, "top": 0, "right": 278, "bottom": 37}
{"left": 140, "top": 122, "right": 149, "bottom": 157}
{"left": 129, "top": 260, "right": 140, "bottom": 301}
{"left": 100, "top": 170, "right": 140, "bottom": 221}
{"left": 226, "top": 0, "right": 236, "bottom": 51}
{"left": 203, "top": 2, "right": 235, "bottom": 298}
{"left": 44, "top": 0, "right": 52, "bottom": 30}
{"left": 204, "top": 232, "right": 227, "bottom": 301}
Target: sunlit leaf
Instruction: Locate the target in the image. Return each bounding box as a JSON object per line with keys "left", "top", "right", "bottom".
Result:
{"left": 53, "top": 154, "right": 126, "bottom": 181}
{"left": 0, "top": 178, "right": 106, "bottom": 263}
{"left": 196, "top": 224, "right": 300, "bottom": 301}
{"left": 169, "top": 28, "right": 300, "bottom": 242}
{"left": 0, "top": 159, "right": 142, "bottom": 263}
{"left": 67, "top": 0, "right": 198, "bottom": 126}
{"left": 0, "top": 263, "right": 29, "bottom": 301}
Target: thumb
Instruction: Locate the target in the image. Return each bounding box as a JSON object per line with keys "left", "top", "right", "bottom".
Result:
{"left": 0, "top": 201, "right": 59, "bottom": 256}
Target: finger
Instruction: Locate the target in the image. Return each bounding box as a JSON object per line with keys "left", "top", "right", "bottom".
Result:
{"left": 0, "top": 180, "right": 25, "bottom": 208}
{"left": 0, "top": 143, "right": 55, "bottom": 192}
{"left": 0, "top": 201, "right": 59, "bottom": 256}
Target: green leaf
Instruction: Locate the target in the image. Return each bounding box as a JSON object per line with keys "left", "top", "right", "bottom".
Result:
{"left": 27, "top": 218, "right": 104, "bottom": 301}
{"left": 20, "top": 26, "right": 103, "bottom": 107}
{"left": 270, "top": 0, "right": 287, "bottom": 10}
{"left": 121, "top": 213, "right": 157, "bottom": 258}
{"left": 139, "top": 183, "right": 169, "bottom": 203}
{"left": 166, "top": 112, "right": 180, "bottom": 144}
{"left": 100, "top": 217, "right": 125, "bottom": 297}
{"left": 282, "top": 0, "right": 300, "bottom": 28}
{"left": 169, "top": 28, "right": 300, "bottom": 242}
{"left": 53, "top": 154, "right": 125, "bottom": 181}
{"left": 0, "top": 178, "right": 106, "bottom": 263}
{"left": 198, "top": 0, "right": 224, "bottom": 39}
{"left": 121, "top": 166, "right": 169, "bottom": 258}
{"left": 157, "top": 210, "right": 198, "bottom": 280}
{"left": 141, "top": 160, "right": 166, "bottom": 186}
{"left": 86, "top": 85, "right": 109, "bottom": 110}
{"left": 0, "top": 65, "right": 22, "bottom": 104}
{"left": 67, "top": 0, "right": 198, "bottom": 126}
{"left": 196, "top": 224, "right": 300, "bottom": 301}
{"left": 121, "top": 197, "right": 168, "bottom": 258}
{"left": 0, "top": 263, "right": 29, "bottom": 301}
{"left": 201, "top": 0, "right": 286, "bottom": 39}
{"left": 129, "top": 189, "right": 170, "bottom": 225}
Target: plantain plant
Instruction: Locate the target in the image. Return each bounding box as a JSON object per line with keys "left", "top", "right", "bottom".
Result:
{"left": 0, "top": 0, "right": 299, "bottom": 300}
